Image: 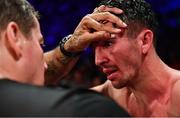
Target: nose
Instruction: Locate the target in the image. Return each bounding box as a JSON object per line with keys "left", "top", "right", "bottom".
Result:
{"left": 95, "top": 46, "right": 109, "bottom": 67}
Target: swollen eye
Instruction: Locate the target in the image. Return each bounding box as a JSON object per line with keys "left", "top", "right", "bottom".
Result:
{"left": 102, "top": 41, "right": 113, "bottom": 47}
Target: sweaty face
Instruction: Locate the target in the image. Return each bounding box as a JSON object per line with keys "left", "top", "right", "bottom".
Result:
{"left": 94, "top": 23, "right": 142, "bottom": 89}
{"left": 21, "top": 17, "right": 47, "bottom": 86}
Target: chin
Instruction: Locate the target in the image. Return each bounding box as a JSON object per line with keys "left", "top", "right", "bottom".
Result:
{"left": 111, "top": 80, "right": 127, "bottom": 89}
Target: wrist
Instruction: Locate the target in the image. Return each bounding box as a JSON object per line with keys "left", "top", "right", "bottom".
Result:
{"left": 59, "top": 34, "right": 82, "bottom": 57}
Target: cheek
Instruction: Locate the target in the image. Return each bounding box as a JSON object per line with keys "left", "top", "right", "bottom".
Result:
{"left": 28, "top": 41, "right": 44, "bottom": 68}
{"left": 110, "top": 43, "right": 131, "bottom": 64}
{"left": 111, "top": 43, "right": 141, "bottom": 71}
{"left": 30, "top": 43, "right": 45, "bottom": 82}
{"left": 34, "top": 44, "right": 44, "bottom": 66}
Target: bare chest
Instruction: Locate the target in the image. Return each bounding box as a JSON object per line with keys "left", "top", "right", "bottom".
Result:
{"left": 108, "top": 86, "right": 174, "bottom": 117}
{"left": 111, "top": 90, "right": 170, "bottom": 117}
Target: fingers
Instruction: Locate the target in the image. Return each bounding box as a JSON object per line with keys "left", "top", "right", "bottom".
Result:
{"left": 75, "top": 31, "right": 112, "bottom": 51}
{"left": 70, "top": 5, "right": 127, "bottom": 52}
{"left": 67, "top": 31, "right": 110, "bottom": 52}
{"left": 70, "top": 31, "right": 113, "bottom": 52}
{"left": 83, "top": 31, "right": 112, "bottom": 42}
{"left": 82, "top": 15, "right": 121, "bottom": 33}
{"left": 93, "top": 5, "right": 106, "bottom": 13}
{"left": 93, "top": 5, "right": 127, "bottom": 28}
{"left": 89, "top": 12, "right": 127, "bottom": 28}
{"left": 93, "top": 5, "right": 123, "bottom": 14}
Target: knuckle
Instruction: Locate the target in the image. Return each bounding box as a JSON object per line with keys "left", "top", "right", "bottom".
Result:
{"left": 103, "top": 12, "right": 110, "bottom": 16}
{"left": 84, "top": 14, "right": 91, "bottom": 20}
{"left": 102, "top": 12, "right": 112, "bottom": 18}
{"left": 99, "top": 23, "right": 105, "bottom": 29}
{"left": 82, "top": 15, "right": 91, "bottom": 23}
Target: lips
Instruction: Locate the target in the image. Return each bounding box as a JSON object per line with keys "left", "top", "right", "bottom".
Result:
{"left": 103, "top": 68, "right": 117, "bottom": 80}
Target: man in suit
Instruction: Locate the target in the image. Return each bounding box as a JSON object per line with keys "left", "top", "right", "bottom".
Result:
{"left": 0, "top": 0, "right": 129, "bottom": 116}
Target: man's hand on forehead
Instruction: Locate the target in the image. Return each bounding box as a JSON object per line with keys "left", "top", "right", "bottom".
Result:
{"left": 65, "top": 5, "right": 127, "bottom": 53}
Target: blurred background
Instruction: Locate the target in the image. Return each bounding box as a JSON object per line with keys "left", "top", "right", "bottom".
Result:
{"left": 29, "top": 0, "right": 180, "bottom": 87}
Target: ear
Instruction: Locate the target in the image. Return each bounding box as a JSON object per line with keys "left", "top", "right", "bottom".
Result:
{"left": 4, "top": 22, "right": 22, "bottom": 60}
{"left": 138, "top": 29, "right": 153, "bottom": 54}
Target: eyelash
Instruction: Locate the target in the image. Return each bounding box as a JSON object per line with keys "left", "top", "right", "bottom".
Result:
{"left": 103, "top": 41, "right": 113, "bottom": 47}
{"left": 40, "top": 43, "right": 46, "bottom": 47}
{"left": 91, "top": 40, "right": 114, "bottom": 51}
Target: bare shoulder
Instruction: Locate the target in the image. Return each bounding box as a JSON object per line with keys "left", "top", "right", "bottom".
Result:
{"left": 171, "top": 78, "right": 180, "bottom": 98}
{"left": 102, "top": 81, "right": 131, "bottom": 109}
{"left": 171, "top": 70, "right": 180, "bottom": 93}
{"left": 170, "top": 69, "right": 180, "bottom": 94}
{"left": 91, "top": 81, "right": 130, "bottom": 115}
{"left": 168, "top": 76, "right": 180, "bottom": 116}
{"left": 91, "top": 82, "right": 107, "bottom": 93}
{"left": 91, "top": 80, "right": 130, "bottom": 103}
{"left": 91, "top": 80, "right": 115, "bottom": 96}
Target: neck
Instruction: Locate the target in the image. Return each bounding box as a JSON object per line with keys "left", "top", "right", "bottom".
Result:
{"left": 0, "top": 56, "right": 22, "bottom": 83}
{"left": 0, "top": 68, "right": 14, "bottom": 80}
{"left": 128, "top": 48, "right": 173, "bottom": 105}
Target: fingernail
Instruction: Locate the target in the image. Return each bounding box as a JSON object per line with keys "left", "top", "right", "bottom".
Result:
{"left": 116, "top": 9, "right": 123, "bottom": 14}
{"left": 102, "top": 5, "right": 105, "bottom": 8}
{"left": 116, "top": 29, "right": 121, "bottom": 32}
{"left": 123, "top": 22, "right": 127, "bottom": 27}
{"left": 101, "top": 5, "right": 105, "bottom": 10}
{"left": 110, "top": 34, "right": 116, "bottom": 38}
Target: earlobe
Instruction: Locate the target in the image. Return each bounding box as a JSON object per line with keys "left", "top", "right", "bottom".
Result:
{"left": 141, "top": 30, "right": 153, "bottom": 54}
{"left": 5, "top": 22, "right": 22, "bottom": 60}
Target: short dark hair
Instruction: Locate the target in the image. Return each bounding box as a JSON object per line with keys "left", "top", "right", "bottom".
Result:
{"left": 0, "top": 0, "right": 39, "bottom": 37}
{"left": 99, "top": 0, "right": 159, "bottom": 45}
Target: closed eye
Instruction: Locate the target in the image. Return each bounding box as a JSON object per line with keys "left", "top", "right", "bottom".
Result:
{"left": 102, "top": 40, "right": 113, "bottom": 47}
{"left": 39, "top": 37, "right": 46, "bottom": 47}
{"left": 91, "top": 40, "right": 113, "bottom": 49}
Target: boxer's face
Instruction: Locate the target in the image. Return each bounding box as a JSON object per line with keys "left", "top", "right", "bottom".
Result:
{"left": 94, "top": 22, "right": 142, "bottom": 88}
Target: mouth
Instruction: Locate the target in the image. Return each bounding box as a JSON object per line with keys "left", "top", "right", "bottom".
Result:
{"left": 103, "top": 68, "right": 118, "bottom": 80}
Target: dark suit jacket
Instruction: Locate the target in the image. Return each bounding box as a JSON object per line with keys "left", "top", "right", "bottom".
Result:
{"left": 0, "top": 79, "right": 129, "bottom": 117}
